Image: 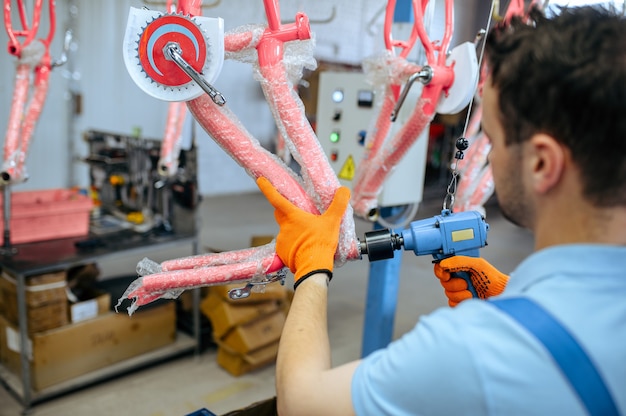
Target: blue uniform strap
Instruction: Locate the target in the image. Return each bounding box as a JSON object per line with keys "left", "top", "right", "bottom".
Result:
{"left": 489, "top": 297, "right": 619, "bottom": 416}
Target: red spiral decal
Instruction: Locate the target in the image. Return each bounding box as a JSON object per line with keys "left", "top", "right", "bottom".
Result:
{"left": 138, "top": 15, "right": 207, "bottom": 87}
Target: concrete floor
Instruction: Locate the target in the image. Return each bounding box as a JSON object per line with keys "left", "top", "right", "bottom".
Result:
{"left": 0, "top": 187, "right": 534, "bottom": 416}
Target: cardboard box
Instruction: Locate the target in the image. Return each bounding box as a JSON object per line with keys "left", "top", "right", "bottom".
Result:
{"left": 221, "top": 310, "right": 285, "bottom": 355}
{"left": 211, "top": 281, "right": 288, "bottom": 305}
{"left": 0, "top": 302, "right": 176, "bottom": 391}
{"left": 216, "top": 341, "right": 279, "bottom": 377}
{"left": 201, "top": 290, "right": 280, "bottom": 339}
{"left": 177, "top": 287, "right": 210, "bottom": 312}
{"left": 0, "top": 272, "right": 68, "bottom": 333}
{"left": 0, "top": 188, "right": 93, "bottom": 244}
{"left": 68, "top": 289, "right": 111, "bottom": 323}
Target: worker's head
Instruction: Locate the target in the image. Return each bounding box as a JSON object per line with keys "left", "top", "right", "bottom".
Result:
{"left": 483, "top": 5, "right": 626, "bottom": 218}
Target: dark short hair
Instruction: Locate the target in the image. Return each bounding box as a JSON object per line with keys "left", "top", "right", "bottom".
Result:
{"left": 485, "top": 5, "right": 626, "bottom": 207}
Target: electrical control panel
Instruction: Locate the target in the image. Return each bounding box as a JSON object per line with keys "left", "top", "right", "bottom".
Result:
{"left": 316, "top": 71, "right": 429, "bottom": 208}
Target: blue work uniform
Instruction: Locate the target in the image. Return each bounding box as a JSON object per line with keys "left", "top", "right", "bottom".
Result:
{"left": 351, "top": 244, "right": 626, "bottom": 415}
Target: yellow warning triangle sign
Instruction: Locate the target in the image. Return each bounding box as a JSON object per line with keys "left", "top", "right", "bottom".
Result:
{"left": 338, "top": 155, "right": 356, "bottom": 181}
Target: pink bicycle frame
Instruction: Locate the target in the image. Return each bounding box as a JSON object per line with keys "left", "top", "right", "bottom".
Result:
{"left": 121, "top": 0, "right": 361, "bottom": 313}
{"left": 502, "top": 0, "right": 544, "bottom": 23}
{"left": 2, "top": 0, "right": 56, "bottom": 184}
{"left": 350, "top": 0, "right": 455, "bottom": 220}
{"left": 156, "top": 0, "right": 203, "bottom": 178}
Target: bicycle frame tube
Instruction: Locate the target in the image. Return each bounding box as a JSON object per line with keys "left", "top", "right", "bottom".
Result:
{"left": 121, "top": 2, "right": 362, "bottom": 311}
{"left": 2, "top": 0, "right": 56, "bottom": 184}
{"left": 351, "top": 0, "right": 455, "bottom": 219}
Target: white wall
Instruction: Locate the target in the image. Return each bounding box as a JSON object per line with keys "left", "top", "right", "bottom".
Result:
{"left": 0, "top": 0, "right": 488, "bottom": 196}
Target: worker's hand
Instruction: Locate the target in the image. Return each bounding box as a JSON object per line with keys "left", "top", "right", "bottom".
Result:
{"left": 434, "top": 256, "right": 509, "bottom": 307}
{"left": 257, "top": 177, "right": 351, "bottom": 288}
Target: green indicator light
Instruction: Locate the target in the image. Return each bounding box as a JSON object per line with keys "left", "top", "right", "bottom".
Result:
{"left": 330, "top": 131, "right": 340, "bottom": 143}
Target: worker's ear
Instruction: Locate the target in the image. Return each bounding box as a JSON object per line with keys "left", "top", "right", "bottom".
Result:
{"left": 526, "top": 133, "right": 566, "bottom": 194}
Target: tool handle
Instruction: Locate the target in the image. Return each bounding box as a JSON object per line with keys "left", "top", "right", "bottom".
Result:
{"left": 451, "top": 270, "right": 479, "bottom": 298}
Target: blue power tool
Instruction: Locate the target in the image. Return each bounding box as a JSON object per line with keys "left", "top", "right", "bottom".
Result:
{"left": 358, "top": 209, "right": 489, "bottom": 297}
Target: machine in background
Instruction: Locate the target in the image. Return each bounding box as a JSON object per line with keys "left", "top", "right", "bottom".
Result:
{"left": 83, "top": 130, "right": 199, "bottom": 237}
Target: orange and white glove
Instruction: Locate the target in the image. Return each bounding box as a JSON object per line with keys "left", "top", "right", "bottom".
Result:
{"left": 257, "top": 177, "right": 351, "bottom": 289}
{"left": 434, "top": 256, "right": 509, "bottom": 307}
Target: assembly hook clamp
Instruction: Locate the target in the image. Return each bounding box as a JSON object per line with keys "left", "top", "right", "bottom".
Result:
{"left": 228, "top": 269, "right": 287, "bottom": 300}
{"left": 165, "top": 42, "right": 226, "bottom": 106}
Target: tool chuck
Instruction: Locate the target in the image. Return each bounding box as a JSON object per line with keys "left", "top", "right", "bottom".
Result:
{"left": 359, "top": 229, "right": 404, "bottom": 261}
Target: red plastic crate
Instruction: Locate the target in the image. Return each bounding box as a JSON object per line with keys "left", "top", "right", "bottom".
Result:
{"left": 0, "top": 189, "right": 93, "bottom": 244}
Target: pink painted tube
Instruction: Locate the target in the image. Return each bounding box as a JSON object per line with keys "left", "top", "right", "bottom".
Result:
{"left": 2, "top": 45, "right": 50, "bottom": 184}
{"left": 187, "top": 95, "right": 317, "bottom": 215}
{"left": 458, "top": 131, "right": 487, "bottom": 176}
{"left": 455, "top": 165, "right": 494, "bottom": 215}
{"left": 225, "top": 31, "right": 255, "bottom": 52}
{"left": 455, "top": 131, "right": 493, "bottom": 214}
{"left": 351, "top": 96, "right": 434, "bottom": 218}
{"left": 465, "top": 105, "right": 483, "bottom": 141}
{"left": 4, "top": 0, "right": 38, "bottom": 57}
{"left": 119, "top": 291, "right": 163, "bottom": 310}
{"left": 468, "top": 167, "right": 494, "bottom": 209}
{"left": 2, "top": 64, "right": 29, "bottom": 182}
{"left": 274, "top": 130, "right": 291, "bottom": 165}
{"left": 225, "top": 21, "right": 359, "bottom": 260}
{"left": 257, "top": 63, "right": 360, "bottom": 263}
{"left": 360, "top": 91, "right": 396, "bottom": 160}
{"left": 16, "top": 62, "right": 50, "bottom": 177}
{"left": 161, "top": 245, "right": 276, "bottom": 271}
{"left": 457, "top": 132, "right": 491, "bottom": 190}
{"left": 141, "top": 255, "right": 280, "bottom": 293}
{"left": 224, "top": 26, "right": 265, "bottom": 55}
{"left": 384, "top": 0, "right": 420, "bottom": 58}
{"left": 158, "top": 101, "right": 187, "bottom": 177}
{"left": 350, "top": 90, "right": 396, "bottom": 205}
{"left": 350, "top": 51, "right": 427, "bottom": 219}
{"left": 121, "top": 247, "right": 283, "bottom": 312}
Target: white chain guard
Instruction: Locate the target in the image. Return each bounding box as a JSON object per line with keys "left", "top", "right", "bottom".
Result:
{"left": 123, "top": 7, "right": 224, "bottom": 102}
{"left": 436, "top": 41, "right": 479, "bottom": 115}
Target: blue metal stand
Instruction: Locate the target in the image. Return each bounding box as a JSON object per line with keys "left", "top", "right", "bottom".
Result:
{"left": 361, "top": 207, "right": 403, "bottom": 358}
{"left": 360, "top": 0, "right": 416, "bottom": 361}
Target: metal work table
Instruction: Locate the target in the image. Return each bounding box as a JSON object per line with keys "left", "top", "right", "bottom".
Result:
{"left": 0, "top": 230, "right": 200, "bottom": 414}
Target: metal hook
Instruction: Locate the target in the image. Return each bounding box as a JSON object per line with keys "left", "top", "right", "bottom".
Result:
{"left": 51, "top": 28, "right": 72, "bottom": 68}
{"left": 282, "top": 5, "right": 336, "bottom": 25}
{"left": 366, "top": 4, "right": 386, "bottom": 36}
{"left": 228, "top": 269, "right": 287, "bottom": 300}
{"left": 166, "top": 43, "right": 226, "bottom": 106}
{"left": 474, "top": 28, "right": 486, "bottom": 46}
{"left": 390, "top": 66, "right": 432, "bottom": 122}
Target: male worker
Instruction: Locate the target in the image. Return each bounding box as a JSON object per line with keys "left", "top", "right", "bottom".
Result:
{"left": 256, "top": 5, "right": 625, "bottom": 415}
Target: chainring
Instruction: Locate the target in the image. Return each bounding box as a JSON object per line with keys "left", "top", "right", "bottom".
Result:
{"left": 136, "top": 13, "right": 211, "bottom": 90}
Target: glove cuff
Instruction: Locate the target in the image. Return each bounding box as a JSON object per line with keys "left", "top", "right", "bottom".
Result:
{"left": 486, "top": 273, "right": 510, "bottom": 297}
{"left": 293, "top": 269, "right": 332, "bottom": 290}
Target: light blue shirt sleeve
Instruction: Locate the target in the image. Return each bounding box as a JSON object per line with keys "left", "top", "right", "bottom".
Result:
{"left": 351, "top": 246, "right": 626, "bottom": 415}
{"left": 351, "top": 305, "right": 489, "bottom": 416}
{"left": 351, "top": 299, "right": 588, "bottom": 416}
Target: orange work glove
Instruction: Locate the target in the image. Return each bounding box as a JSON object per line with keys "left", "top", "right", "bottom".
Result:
{"left": 433, "top": 256, "right": 509, "bottom": 307}
{"left": 257, "top": 177, "right": 351, "bottom": 289}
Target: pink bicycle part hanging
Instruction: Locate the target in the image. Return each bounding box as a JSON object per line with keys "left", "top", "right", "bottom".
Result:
{"left": 120, "top": 0, "right": 360, "bottom": 313}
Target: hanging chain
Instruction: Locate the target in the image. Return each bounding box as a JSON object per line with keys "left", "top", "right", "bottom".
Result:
{"left": 443, "top": 0, "right": 495, "bottom": 211}
{"left": 443, "top": 136, "right": 468, "bottom": 211}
